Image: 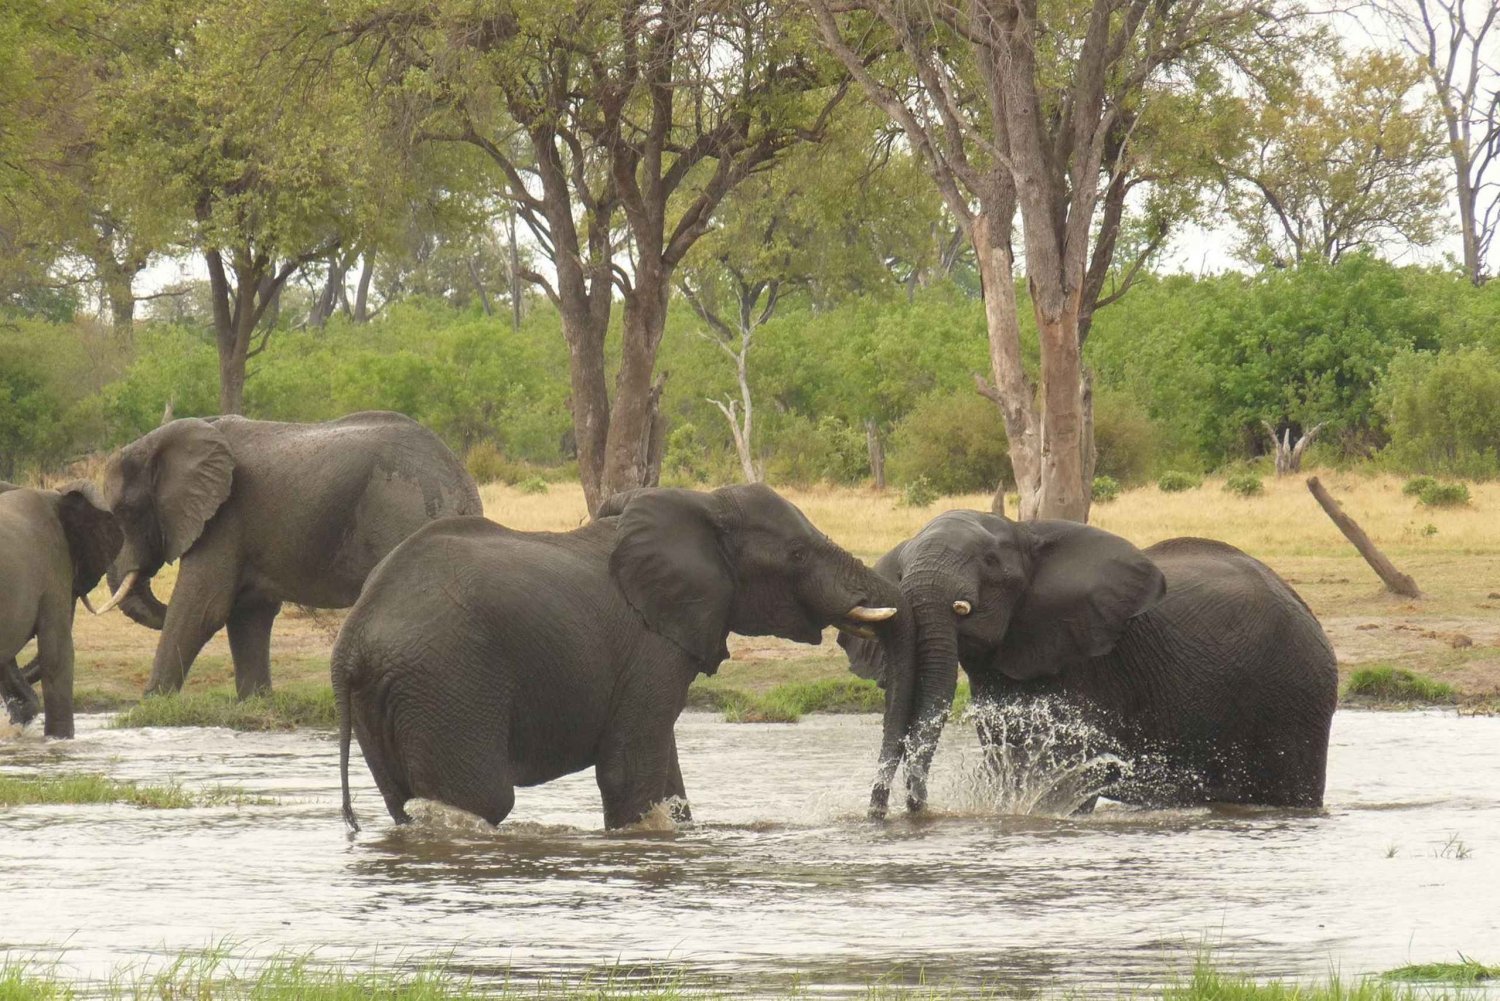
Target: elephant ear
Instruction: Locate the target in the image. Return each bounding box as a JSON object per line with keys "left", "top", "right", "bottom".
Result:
{"left": 57, "top": 486, "right": 124, "bottom": 598}
{"left": 153, "top": 419, "right": 235, "bottom": 562}
{"left": 993, "top": 520, "right": 1166, "bottom": 681}
{"left": 838, "top": 541, "right": 906, "bottom": 687}
{"left": 609, "top": 488, "right": 735, "bottom": 665}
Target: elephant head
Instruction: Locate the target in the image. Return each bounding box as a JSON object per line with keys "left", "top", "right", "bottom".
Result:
{"left": 95, "top": 418, "right": 235, "bottom": 626}
{"left": 842, "top": 510, "right": 1166, "bottom": 817}
{"left": 55, "top": 482, "right": 125, "bottom": 609}
{"left": 602, "top": 483, "right": 908, "bottom": 671}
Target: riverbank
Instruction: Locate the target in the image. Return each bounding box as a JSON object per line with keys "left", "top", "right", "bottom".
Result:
{"left": 0, "top": 954, "right": 1492, "bottom": 1000}
{"left": 38, "top": 474, "right": 1500, "bottom": 726}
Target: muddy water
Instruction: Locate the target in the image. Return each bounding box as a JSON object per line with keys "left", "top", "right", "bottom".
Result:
{"left": 1, "top": 710, "right": 1497, "bottom": 995}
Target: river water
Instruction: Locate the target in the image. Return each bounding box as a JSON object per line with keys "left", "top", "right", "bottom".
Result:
{"left": 1, "top": 709, "right": 1497, "bottom": 995}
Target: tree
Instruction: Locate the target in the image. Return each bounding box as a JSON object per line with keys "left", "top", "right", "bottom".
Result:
{"left": 1223, "top": 50, "right": 1449, "bottom": 267}
{"left": 349, "top": 0, "right": 847, "bottom": 513}
{"left": 810, "top": 0, "right": 1275, "bottom": 520}
{"left": 1377, "top": 0, "right": 1500, "bottom": 285}
{"left": 103, "top": 0, "right": 418, "bottom": 413}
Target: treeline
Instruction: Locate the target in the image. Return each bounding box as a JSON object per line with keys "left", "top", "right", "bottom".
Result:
{"left": 6, "top": 254, "right": 1499, "bottom": 488}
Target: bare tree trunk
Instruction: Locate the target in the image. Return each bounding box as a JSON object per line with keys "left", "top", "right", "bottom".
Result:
{"left": 1307, "top": 477, "right": 1422, "bottom": 597}
{"left": 972, "top": 218, "right": 1042, "bottom": 519}
{"left": 353, "top": 255, "right": 374, "bottom": 323}
{"left": 509, "top": 207, "right": 522, "bottom": 331}
{"left": 643, "top": 372, "right": 668, "bottom": 488}
{"left": 1033, "top": 287, "right": 1090, "bottom": 522}
{"left": 600, "top": 274, "right": 672, "bottom": 505}
{"left": 467, "top": 257, "right": 493, "bottom": 316}
{"left": 1264, "top": 420, "right": 1326, "bottom": 475}
{"left": 865, "top": 418, "right": 885, "bottom": 490}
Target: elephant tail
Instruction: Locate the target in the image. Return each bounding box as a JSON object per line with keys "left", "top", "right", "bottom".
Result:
{"left": 332, "top": 653, "right": 359, "bottom": 834}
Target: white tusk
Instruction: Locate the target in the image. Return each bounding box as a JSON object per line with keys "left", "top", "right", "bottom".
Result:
{"left": 79, "top": 593, "right": 98, "bottom": 615}
{"left": 953, "top": 600, "right": 972, "bottom": 616}
{"left": 92, "top": 571, "right": 139, "bottom": 615}
{"left": 846, "top": 606, "right": 897, "bottom": 623}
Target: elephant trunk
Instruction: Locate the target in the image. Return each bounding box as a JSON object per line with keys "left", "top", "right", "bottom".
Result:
{"left": 105, "top": 564, "right": 167, "bottom": 630}
{"left": 868, "top": 593, "right": 916, "bottom": 819}
{"left": 899, "top": 576, "right": 961, "bottom": 813}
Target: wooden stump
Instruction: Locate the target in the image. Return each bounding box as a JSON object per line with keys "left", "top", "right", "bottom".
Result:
{"left": 1306, "top": 476, "right": 1421, "bottom": 598}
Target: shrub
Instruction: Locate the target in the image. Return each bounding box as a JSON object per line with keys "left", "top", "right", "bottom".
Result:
{"left": 887, "top": 389, "right": 1012, "bottom": 495}
{"left": 517, "top": 475, "right": 548, "bottom": 495}
{"left": 1417, "top": 481, "right": 1470, "bottom": 507}
{"left": 1344, "top": 665, "right": 1455, "bottom": 704}
{"left": 901, "top": 475, "right": 938, "bottom": 508}
{"left": 465, "top": 442, "right": 512, "bottom": 484}
{"left": 762, "top": 414, "right": 868, "bottom": 486}
{"left": 1092, "top": 389, "right": 1160, "bottom": 485}
{"left": 1401, "top": 475, "right": 1438, "bottom": 496}
{"left": 1382, "top": 346, "right": 1500, "bottom": 477}
{"left": 1091, "top": 475, "right": 1122, "bottom": 503}
{"left": 1224, "top": 472, "right": 1263, "bottom": 497}
{"left": 1158, "top": 470, "right": 1202, "bottom": 492}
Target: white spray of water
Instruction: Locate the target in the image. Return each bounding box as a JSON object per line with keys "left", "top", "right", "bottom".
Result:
{"left": 918, "top": 697, "right": 1130, "bottom": 818}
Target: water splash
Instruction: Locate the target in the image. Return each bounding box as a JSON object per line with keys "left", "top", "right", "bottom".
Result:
{"left": 923, "top": 697, "right": 1129, "bottom": 817}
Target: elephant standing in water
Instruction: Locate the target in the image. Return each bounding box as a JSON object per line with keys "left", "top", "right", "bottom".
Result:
{"left": 95, "top": 413, "right": 481, "bottom": 698}
{"left": 0, "top": 482, "right": 122, "bottom": 737}
{"left": 843, "top": 511, "right": 1338, "bottom": 816}
{"left": 333, "top": 484, "right": 909, "bottom": 830}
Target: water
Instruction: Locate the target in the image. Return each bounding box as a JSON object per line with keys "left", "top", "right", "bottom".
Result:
{"left": 1, "top": 709, "right": 1497, "bottom": 995}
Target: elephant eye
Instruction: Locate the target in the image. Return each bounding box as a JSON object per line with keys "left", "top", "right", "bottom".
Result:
{"left": 788, "top": 543, "right": 808, "bottom": 565}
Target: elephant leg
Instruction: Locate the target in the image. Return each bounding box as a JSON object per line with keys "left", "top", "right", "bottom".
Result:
{"left": 34, "top": 612, "right": 75, "bottom": 739}
{"left": 226, "top": 600, "right": 280, "bottom": 699}
{"left": 597, "top": 723, "right": 675, "bottom": 830}
{"left": 2, "top": 657, "right": 39, "bottom": 726}
{"left": 146, "top": 563, "right": 233, "bottom": 695}
{"left": 663, "top": 737, "right": 691, "bottom": 823}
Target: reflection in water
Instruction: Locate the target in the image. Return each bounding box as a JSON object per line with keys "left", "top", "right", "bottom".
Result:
{"left": 1, "top": 710, "right": 1498, "bottom": 997}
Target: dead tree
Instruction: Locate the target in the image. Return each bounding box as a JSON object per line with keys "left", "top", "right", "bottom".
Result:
{"left": 1265, "top": 420, "right": 1326, "bottom": 475}
{"left": 1307, "top": 476, "right": 1422, "bottom": 598}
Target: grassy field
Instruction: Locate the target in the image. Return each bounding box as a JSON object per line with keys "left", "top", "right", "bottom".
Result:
{"left": 0, "top": 773, "right": 269, "bottom": 808}
{"left": 39, "top": 473, "right": 1500, "bottom": 727}
{"left": 0, "top": 955, "right": 1492, "bottom": 1001}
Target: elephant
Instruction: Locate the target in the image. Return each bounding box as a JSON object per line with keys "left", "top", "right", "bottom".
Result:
{"left": 842, "top": 511, "right": 1339, "bottom": 817}
{"left": 332, "top": 484, "right": 909, "bottom": 831}
{"left": 0, "top": 481, "right": 122, "bottom": 737}
{"left": 95, "top": 412, "right": 482, "bottom": 698}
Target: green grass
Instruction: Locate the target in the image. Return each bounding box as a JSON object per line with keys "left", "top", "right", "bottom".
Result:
{"left": 108, "top": 685, "right": 336, "bottom": 731}
{"left": 0, "top": 773, "right": 271, "bottom": 809}
{"left": 1343, "top": 665, "right": 1457, "bottom": 705}
{"left": 1382, "top": 959, "right": 1498, "bottom": 985}
{"left": 0, "top": 956, "right": 1492, "bottom": 1000}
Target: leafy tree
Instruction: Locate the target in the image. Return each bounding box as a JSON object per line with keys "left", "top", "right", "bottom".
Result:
{"left": 1382, "top": 346, "right": 1500, "bottom": 476}
{"left": 349, "top": 0, "right": 848, "bottom": 512}
{"left": 1224, "top": 50, "right": 1448, "bottom": 267}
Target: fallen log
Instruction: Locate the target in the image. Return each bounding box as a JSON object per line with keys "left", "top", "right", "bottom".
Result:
{"left": 1306, "top": 476, "right": 1422, "bottom": 598}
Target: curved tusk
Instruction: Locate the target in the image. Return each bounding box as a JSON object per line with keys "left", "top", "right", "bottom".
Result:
{"left": 953, "top": 600, "right": 972, "bottom": 616}
{"left": 92, "top": 571, "right": 139, "bottom": 616}
{"left": 79, "top": 593, "right": 98, "bottom": 615}
{"left": 846, "top": 605, "right": 897, "bottom": 623}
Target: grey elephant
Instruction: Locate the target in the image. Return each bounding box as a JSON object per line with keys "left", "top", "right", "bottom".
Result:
{"left": 843, "top": 511, "right": 1339, "bottom": 816}
{"left": 0, "top": 481, "right": 122, "bottom": 737}
{"left": 94, "top": 412, "right": 482, "bottom": 698}
{"left": 333, "top": 484, "right": 908, "bottom": 830}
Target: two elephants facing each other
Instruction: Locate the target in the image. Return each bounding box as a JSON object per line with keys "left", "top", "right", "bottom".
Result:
{"left": 332, "top": 483, "right": 910, "bottom": 831}
{"left": 93, "top": 411, "right": 481, "bottom": 699}
{"left": 0, "top": 481, "right": 122, "bottom": 737}
{"left": 842, "top": 510, "right": 1339, "bottom": 817}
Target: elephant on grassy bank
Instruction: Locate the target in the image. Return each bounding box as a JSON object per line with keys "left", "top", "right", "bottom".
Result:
{"left": 95, "top": 412, "right": 481, "bottom": 698}
{"left": 843, "top": 511, "right": 1339, "bottom": 816}
{"left": 0, "top": 482, "right": 122, "bottom": 737}
{"left": 333, "top": 484, "right": 909, "bottom": 830}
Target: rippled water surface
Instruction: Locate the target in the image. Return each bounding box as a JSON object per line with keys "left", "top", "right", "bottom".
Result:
{"left": 2, "top": 709, "right": 1497, "bottom": 994}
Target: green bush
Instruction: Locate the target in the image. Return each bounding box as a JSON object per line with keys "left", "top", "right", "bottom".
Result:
{"left": 1091, "top": 475, "right": 1122, "bottom": 503}
{"left": 762, "top": 414, "right": 868, "bottom": 485}
{"left": 1092, "top": 389, "right": 1160, "bottom": 484}
{"left": 887, "top": 389, "right": 1011, "bottom": 495}
{"left": 1224, "top": 472, "right": 1263, "bottom": 496}
{"left": 901, "top": 475, "right": 938, "bottom": 508}
{"left": 1158, "top": 470, "right": 1202, "bottom": 492}
{"left": 1417, "top": 480, "right": 1470, "bottom": 507}
{"left": 518, "top": 475, "right": 548, "bottom": 495}
{"left": 1401, "top": 475, "right": 1438, "bottom": 496}
{"left": 1382, "top": 346, "right": 1500, "bottom": 478}
{"left": 1344, "top": 665, "right": 1455, "bottom": 704}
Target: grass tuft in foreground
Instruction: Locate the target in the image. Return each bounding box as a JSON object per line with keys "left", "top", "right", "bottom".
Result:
{"left": 1382, "top": 959, "right": 1498, "bottom": 985}
{"left": 1344, "top": 665, "right": 1457, "bottom": 705}
{"left": 0, "top": 773, "right": 270, "bottom": 809}
{"left": 109, "top": 686, "right": 336, "bottom": 731}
